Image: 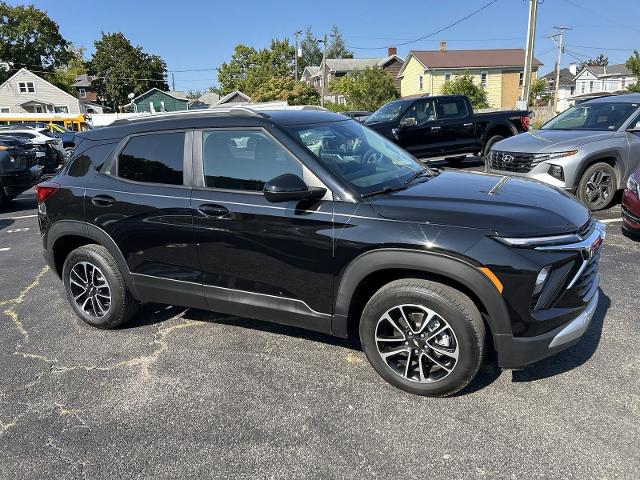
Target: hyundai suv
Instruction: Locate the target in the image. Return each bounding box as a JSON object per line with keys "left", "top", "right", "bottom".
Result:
{"left": 36, "top": 107, "right": 605, "bottom": 396}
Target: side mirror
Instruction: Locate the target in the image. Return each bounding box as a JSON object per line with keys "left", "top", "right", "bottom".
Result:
{"left": 263, "top": 174, "right": 326, "bottom": 203}
{"left": 627, "top": 121, "right": 640, "bottom": 132}
{"left": 400, "top": 116, "right": 417, "bottom": 127}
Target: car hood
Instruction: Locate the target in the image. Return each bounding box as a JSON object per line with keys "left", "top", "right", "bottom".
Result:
{"left": 494, "top": 129, "right": 616, "bottom": 153}
{"left": 369, "top": 170, "right": 589, "bottom": 237}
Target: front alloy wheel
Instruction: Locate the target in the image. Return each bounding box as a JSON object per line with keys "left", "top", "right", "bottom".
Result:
{"left": 376, "top": 304, "right": 459, "bottom": 383}
{"left": 578, "top": 162, "right": 617, "bottom": 210}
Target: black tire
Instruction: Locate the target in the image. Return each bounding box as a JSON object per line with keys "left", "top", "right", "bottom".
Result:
{"left": 0, "top": 185, "right": 8, "bottom": 205}
{"left": 359, "top": 279, "right": 485, "bottom": 397}
{"left": 576, "top": 162, "right": 617, "bottom": 211}
{"left": 62, "top": 244, "right": 138, "bottom": 329}
{"left": 64, "top": 147, "right": 74, "bottom": 161}
{"left": 482, "top": 134, "right": 505, "bottom": 158}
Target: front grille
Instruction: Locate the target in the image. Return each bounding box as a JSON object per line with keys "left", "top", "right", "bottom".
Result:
{"left": 577, "top": 219, "right": 594, "bottom": 239}
{"left": 488, "top": 151, "right": 537, "bottom": 173}
{"left": 574, "top": 250, "right": 600, "bottom": 300}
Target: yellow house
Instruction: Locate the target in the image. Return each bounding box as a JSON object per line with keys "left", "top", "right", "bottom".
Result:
{"left": 398, "top": 45, "right": 542, "bottom": 108}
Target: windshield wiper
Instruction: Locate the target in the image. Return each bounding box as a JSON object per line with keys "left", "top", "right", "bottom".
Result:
{"left": 360, "top": 185, "right": 408, "bottom": 198}
{"left": 404, "top": 169, "right": 435, "bottom": 185}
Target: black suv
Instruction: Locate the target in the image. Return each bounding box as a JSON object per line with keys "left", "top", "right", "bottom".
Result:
{"left": 37, "top": 107, "right": 604, "bottom": 396}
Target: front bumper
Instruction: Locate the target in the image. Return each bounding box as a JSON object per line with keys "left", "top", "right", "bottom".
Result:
{"left": 495, "top": 289, "right": 599, "bottom": 368}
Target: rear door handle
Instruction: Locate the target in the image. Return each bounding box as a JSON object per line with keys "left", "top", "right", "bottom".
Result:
{"left": 463, "top": 123, "right": 474, "bottom": 127}
{"left": 198, "top": 203, "right": 230, "bottom": 218}
{"left": 91, "top": 195, "right": 115, "bottom": 207}
{"left": 430, "top": 126, "right": 441, "bottom": 131}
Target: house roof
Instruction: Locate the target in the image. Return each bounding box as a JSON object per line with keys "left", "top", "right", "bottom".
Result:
{"left": 579, "top": 63, "right": 632, "bottom": 78}
{"left": 542, "top": 68, "right": 575, "bottom": 87}
{"left": 323, "top": 55, "right": 403, "bottom": 74}
{"left": 0, "top": 68, "right": 80, "bottom": 104}
{"left": 196, "top": 92, "right": 220, "bottom": 105}
{"left": 132, "top": 88, "right": 190, "bottom": 103}
{"left": 405, "top": 48, "right": 542, "bottom": 70}
{"left": 215, "top": 90, "right": 251, "bottom": 105}
{"left": 302, "top": 66, "right": 320, "bottom": 77}
{"left": 72, "top": 74, "right": 94, "bottom": 87}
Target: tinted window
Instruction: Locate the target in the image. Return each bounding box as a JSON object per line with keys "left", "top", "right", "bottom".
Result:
{"left": 436, "top": 98, "right": 469, "bottom": 119}
{"left": 202, "top": 130, "right": 302, "bottom": 191}
{"left": 68, "top": 143, "right": 116, "bottom": 177}
{"left": 118, "top": 132, "right": 184, "bottom": 185}
{"left": 402, "top": 100, "right": 436, "bottom": 126}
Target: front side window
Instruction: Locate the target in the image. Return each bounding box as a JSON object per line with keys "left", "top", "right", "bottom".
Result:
{"left": 18, "top": 82, "right": 35, "bottom": 93}
{"left": 202, "top": 130, "right": 302, "bottom": 191}
{"left": 541, "top": 102, "right": 639, "bottom": 131}
{"left": 118, "top": 132, "right": 184, "bottom": 185}
{"left": 402, "top": 99, "right": 436, "bottom": 126}
{"left": 287, "top": 120, "right": 429, "bottom": 196}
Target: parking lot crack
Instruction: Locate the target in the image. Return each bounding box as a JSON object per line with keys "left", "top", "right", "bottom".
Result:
{"left": 1, "top": 266, "right": 50, "bottom": 340}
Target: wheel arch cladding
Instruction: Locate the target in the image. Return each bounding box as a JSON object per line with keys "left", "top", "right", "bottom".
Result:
{"left": 47, "top": 220, "right": 139, "bottom": 298}
{"left": 333, "top": 249, "right": 512, "bottom": 341}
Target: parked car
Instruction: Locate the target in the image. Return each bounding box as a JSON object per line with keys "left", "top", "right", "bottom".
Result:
{"left": 486, "top": 94, "right": 640, "bottom": 210}
{"left": 45, "top": 124, "right": 78, "bottom": 160}
{"left": 0, "top": 135, "right": 41, "bottom": 204}
{"left": 342, "top": 111, "right": 371, "bottom": 123}
{"left": 363, "top": 94, "right": 530, "bottom": 162}
{"left": 36, "top": 107, "right": 604, "bottom": 397}
{"left": 0, "top": 126, "right": 64, "bottom": 174}
{"left": 622, "top": 168, "right": 640, "bottom": 236}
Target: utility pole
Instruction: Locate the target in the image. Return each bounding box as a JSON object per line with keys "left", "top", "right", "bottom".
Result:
{"left": 171, "top": 72, "right": 175, "bottom": 91}
{"left": 520, "top": 0, "right": 539, "bottom": 108}
{"left": 320, "top": 34, "right": 327, "bottom": 107}
{"left": 294, "top": 30, "right": 302, "bottom": 81}
{"left": 550, "top": 26, "right": 571, "bottom": 113}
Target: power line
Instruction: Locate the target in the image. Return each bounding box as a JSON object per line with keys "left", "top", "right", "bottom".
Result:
{"left": 565, "top": 44, "right": 632, "bottom": 52}
{"left": 346, "top": 0, "right": 500, "bottom": 50}
{"left": 561, "top": 0, "right": 640, "bottom": 34}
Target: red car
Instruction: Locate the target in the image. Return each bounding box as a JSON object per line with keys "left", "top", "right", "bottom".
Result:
{"left": 622, "top": 168, "right": 640, "bottom": 235}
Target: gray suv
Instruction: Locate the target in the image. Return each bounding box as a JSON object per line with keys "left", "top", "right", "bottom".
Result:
{"left": 486, "top": 94, "right": 640, "bottom": 210}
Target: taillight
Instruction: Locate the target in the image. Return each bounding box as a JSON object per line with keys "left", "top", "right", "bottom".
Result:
{"left": 34, "top": 182, "right": 59, "bottom": 203}
{"left": 521, "top": 115, "right": 530, "bottom": 130}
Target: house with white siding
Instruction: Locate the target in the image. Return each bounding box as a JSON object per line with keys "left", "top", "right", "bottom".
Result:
{"left": 574, "top": 64, "right": 637, "bottom": 96}
{"left": 0, "top": 68, "right": 81, "bottom": 114}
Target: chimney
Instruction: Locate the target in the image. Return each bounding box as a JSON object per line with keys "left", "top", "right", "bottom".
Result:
{"left": 569, "top": 62, "right": 577, "bottom": 75}
{"left": 387, "top": 47, "right": 397, "bottom": 57}
{"left": 439, "top": 41, "right": 447, "bottom": 53}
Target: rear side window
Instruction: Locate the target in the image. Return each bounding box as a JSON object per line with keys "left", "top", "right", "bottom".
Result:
{"left": 68, "top": 143, "right": 116, "bottom": 177}
{"left": 436, "top": 98, "right": 469, "bottom": 119}
{"left": 118, "top": 132, "right": 184, "bottom": 185}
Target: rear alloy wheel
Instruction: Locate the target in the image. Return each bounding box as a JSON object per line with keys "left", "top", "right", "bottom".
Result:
{"left": 360, "top": 279, "right": 485, "bottom": 397}
{"left": 577, "top": 162, "right": 616, "bottom": 211}
{"left": 68, "top": 261, "right": 112, "bottom": 318}
{"left": 64, "top": 147, "right": 74, "bottom": 161}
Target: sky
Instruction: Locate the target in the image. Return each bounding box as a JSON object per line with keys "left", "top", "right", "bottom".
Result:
{"left": 8, "top": 0, "right": 640, "bottom": 91}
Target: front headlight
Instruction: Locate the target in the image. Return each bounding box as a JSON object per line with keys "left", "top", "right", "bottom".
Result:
{"left": 532, "top": 150, "right": 578, "bottom": 163}
{"left": 626, "top": 175, "right": 639, "bottom": 196}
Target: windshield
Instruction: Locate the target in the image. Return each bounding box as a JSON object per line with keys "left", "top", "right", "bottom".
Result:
{"left": 287, "top": 120, "right": 430, "bottom": 196}
{"left": 541, "top": 101, "right": 639, "bottom": 131}
{"left": 365, "top": 100, "right": 412, "bottom": 123}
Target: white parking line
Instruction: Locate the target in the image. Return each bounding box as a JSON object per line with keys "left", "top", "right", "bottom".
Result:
{"left": 0, "top": 214, "right": 38, "bottom": 220}
{"left": 0, "top": 247, "right": 10, "bottom": 252}
{"left": 600, "top": 218, "right": 623, "bottom": 224}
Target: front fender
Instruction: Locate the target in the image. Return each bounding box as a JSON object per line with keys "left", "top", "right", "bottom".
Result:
{"left": 332, "top": 248, "right": 512, "bottom": 339}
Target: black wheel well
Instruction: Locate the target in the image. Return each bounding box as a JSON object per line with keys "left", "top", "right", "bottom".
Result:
{"left": 576, "top": 156, "right": 621, "bottom": 188}
{"left": 485, "top": 124, "right": 513, "bottom": 142}
{"left": 52, "top": 235, "right": 97, "bottom": 275}
{"left": 345, "top": 268, "right": 494, "bottom": 350}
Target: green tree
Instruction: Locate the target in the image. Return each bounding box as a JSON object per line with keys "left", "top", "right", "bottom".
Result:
{"left": 299, "top": 27, "right": 322, "bottom": 69}
{"left": 440, "top": 73, "right": 489, "bottom": 109}
{"left": 626, "top": 50, "right": 640, "bottom": 93}
{"left": 0, "top": 2, "right": 70, "bottom": 82}
{"left": 88, "top": 32, "right": 168, "bottom": 109}
{"left": 251, "top": 76, "right": 319, "bottom": 105}
{"left": 529, "top": 77, "right": 550, "bottom": 106}
{"left": 578, "top": 54, "right": 608, "bottom": 71}
{"left": 185, "top": 89, "right": 205, "bottom": 99}
{"left": 326, "top": 25, "right": 352, "bottom": 59}
{"left": 330, "top": 67, "right": 397, "bottom": 111}
{"left": 50, "top": 45, "right": 87, "bottom": 93}
{"left": 217, "top": 39, "right": 294, "bottom": 96}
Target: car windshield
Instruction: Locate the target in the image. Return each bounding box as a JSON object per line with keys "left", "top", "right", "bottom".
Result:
{"left": 541, "top": 101, "right": 639, "bottom": 131}
{"left": 365, "top": 100, "right": 412, "bottom": 123}
{"left": 287, "top": 120, "right": 431, "bottom": 196}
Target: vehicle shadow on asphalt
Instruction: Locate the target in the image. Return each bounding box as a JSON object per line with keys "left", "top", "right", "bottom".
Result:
{"left": 511, "top": 290, "right": 610, "bottom": 383}
{"left": 0, "top": 218, "right": 14, "bottom": 231}
{"left": 0, "top": 198, "right": 37, "bottom": 215}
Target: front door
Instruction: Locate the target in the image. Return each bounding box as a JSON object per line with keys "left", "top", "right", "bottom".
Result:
{"left": 191, "top": 127, "right": 335, "bottom": 333}
{"left": 394, "top": 98, "right": 440, "bottom": 157}
{"left": 85, "top": 130, "right": 204, "bottom": 308}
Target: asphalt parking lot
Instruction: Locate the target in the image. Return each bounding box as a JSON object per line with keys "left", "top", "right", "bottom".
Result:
{"left": 1, "top": 165, "right": 639, "bottom": 479}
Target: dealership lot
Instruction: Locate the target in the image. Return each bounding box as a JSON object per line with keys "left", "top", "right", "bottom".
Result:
{"left": 1, "top": 178, "right": 638, "bottom": 479}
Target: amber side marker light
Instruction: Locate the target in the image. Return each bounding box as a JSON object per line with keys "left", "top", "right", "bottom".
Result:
{"left": 479, "top": 267, "right": 504, "bottom": 294}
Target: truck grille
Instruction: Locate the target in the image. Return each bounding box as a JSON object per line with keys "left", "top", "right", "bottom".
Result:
{"left": 488, "top": 151, "right": 536, "bottom": 173}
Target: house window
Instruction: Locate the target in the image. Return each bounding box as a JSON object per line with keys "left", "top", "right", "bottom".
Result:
{"left": 0, "top": 107, "right": 10, "bottom": 113}
{"left": 480, "top": 72, "right": 488, "bottom": 88}
{"left": 589, "top": 81, "right": 594, "bottom": 92}
{"left": 78, "top": 88, "right": 86, "bottom": 98}
{"left": 34, "top": 105, "right": 44, "bottom": 113}
{"left": 54, "top": 106, "right": 69, "bottom": 113}
{"left": 18, "top": 81, "right": 35, "bottom": 93}
{"left": 418, "top": 75, "right": 423, "bottom": 91}
{"left": 444, "top": 72, "right": 451, "bottom": 82}
{"left": 519, "top": 72, "right": 524, "bottom": 87}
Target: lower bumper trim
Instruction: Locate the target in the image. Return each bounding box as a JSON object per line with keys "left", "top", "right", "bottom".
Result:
{"left": 549, "top": 290, "right": 598, "bottom": 348}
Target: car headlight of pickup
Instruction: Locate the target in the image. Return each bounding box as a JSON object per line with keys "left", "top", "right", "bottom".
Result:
{"left": 626, "top": 175, "right": 639, "bottom": 197}
{"left": 532, "top": 150, "right": 578, "bottom": 163}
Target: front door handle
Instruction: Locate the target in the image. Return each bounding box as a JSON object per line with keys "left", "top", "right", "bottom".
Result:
{"left": 198, "top": 203, "right": 230, "bottom": 218}
{"left": 91, "top": 195, "right": 115, "bottom": 207}
{"left": 430, "top": 126, "right": 441, "bottom": 131}
{"left": 463, "top": 123, "right": 474, "bottom": 127}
